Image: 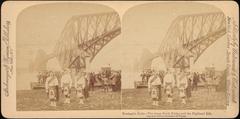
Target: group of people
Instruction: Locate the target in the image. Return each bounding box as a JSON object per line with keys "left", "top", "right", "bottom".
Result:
{"left": 95, "top": 70, "right": 122, "bottom": 92}
{"left": 147, "top": 68, "right": 194, "bottom": 106}
{"left": 140, "top": 69, "right": 153, "bottom": 84}
{"left": 42, "top": 68, "right": 121, "bottom": 107}
{"left": 45, "top": 69, "right": 88, "bottom": 107}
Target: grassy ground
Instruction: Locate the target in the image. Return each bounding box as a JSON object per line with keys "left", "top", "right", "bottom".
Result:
{"left": 17, "top": 87, "right": 226, "bottom": 110}
{"left": 17, "top": 89, "right": 121, "bottom": 111}
{"left": 122, "top": 88, "right": 226, "bottom": 110}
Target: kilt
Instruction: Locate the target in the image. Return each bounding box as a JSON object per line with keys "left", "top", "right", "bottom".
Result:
{"left": 76, "top": 89, "right": 84, "bottom": 98}
{"left": 49, "top": 89, "right": 56, "bottom": 101}
{"left": 63, "top": 86, "right": 71, "bottom": 97}
{"left": 179, "top": 84, "right": 186, "bottom": 98}
{"left": 76, "top": 84, "right": 84, "bottom": 98}
{"left": 179, "top": 88, "right": 186, "bottom": 98}
{"left": 48, "top": 86, "right": 59, "bottom": 101}
{"left": 165, "top": 83, "right": 173, "bottom": 96}
{"left": 151, "top": 85, "right": 160, "bottom": 99}
{"left": 62, "top": 83, "right": 71, "bottom": 97}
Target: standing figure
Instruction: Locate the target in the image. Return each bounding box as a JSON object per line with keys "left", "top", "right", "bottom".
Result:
{"left": 75, "top": 72, "right": 86, "bottom": 104}
{"left": 61, "top": 69, "right": 72, "bottom": 104}
{"left": 141, "top": 70, "right": 147, "bottom": 84}
{"left": 37, "top": 72, "right": 42, "bottom": 83}
{"left": 163, "top": 68, "right": 175, "bottom": 103}
{"left": 83, "top": 72, "right": 90, "bottom": 98}
{"left": 185, "top": 70, "right": 192, "bottom": 100}
{"left": 177, "top": 71, "right": 188, "bottom": 104}
{"left": 89, "top": 72, "right": 96, "bottom": 91}
{"left": 148, "top": 71, "right": 162, "bottom": 106}
{"left": 192, "top": 72, "right": 199, "bottom": 91}
{"left": 112, "top": 71, "right": 121, "bottom": 91}
{"left": 102, "top": 72, "right": 110, "bottom": 92}
{"left": 146, "top": 70, "right": 152, "bottom": 84}
{"left": 42, "top": 71, "right": 48, "bottom": 85}
{"left": 45, "top": 71, "right": 59, "bottom": 107}
{"left": 151, "top": 86, "right": 159, "bottom": 105}
{"left": 110, "top": 71, "right": 116, "bottom": 91}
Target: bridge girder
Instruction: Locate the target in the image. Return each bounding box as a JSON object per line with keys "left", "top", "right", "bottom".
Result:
{"left": 54, "top": 12, "right": 121, "bottom": 70}
{"left": 157, "top": 12, "right": 226, "bottom": 69}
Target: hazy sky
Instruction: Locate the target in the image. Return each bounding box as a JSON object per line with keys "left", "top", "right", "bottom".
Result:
{"left": 16, "top": 3, "right": 115, "bottom": 90}
{"left": 121, "top": 3, "right": 225, "bottom": 71}
{"left": 119, "top": 2, "right": 226, "bottom": 88}
{"left": 16, "top": 2, "right": 227, "bottom": 89}
{"left": 17, "top": 3, "right": 114, "bottom": 70}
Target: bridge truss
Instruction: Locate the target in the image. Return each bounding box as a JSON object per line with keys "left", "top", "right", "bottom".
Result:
{"left": 155, "top": 12, "right": 226, "bottom": 69}
{"left": 54, "top": 12, "right": 121, "bottom": 70}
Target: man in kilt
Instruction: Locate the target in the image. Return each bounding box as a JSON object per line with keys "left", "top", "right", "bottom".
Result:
{"left": 185, "top": 69, "right": 192, "bottom": 100}
{"left": 148, "top": 71, "right": 162, "bottom": 106}
{"left": 75, "top": 71, "right": 86, "bottom": 104}
{"left": 61, "top": 69, "right": 73, "bottom": 104}
{"left": 45, "top": 71, "right": 59, "bottom": 107}
{"left": 163, "top": 68, "right": 175, "bottom": 103}
{"left": 177, "top": 70, "right": 188, "bottom": 104}
{"left": 101, "top": 72, "right": 110, "bottom": 92}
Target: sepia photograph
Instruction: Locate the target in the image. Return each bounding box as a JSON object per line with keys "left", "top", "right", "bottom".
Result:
{"left": 16, "top": 3, "right": 121, "bottom": 111}
{"left": 121, "top": 2, "right": 227, "bottom": 110}
{"left": 1, "top": 1, "right": 238, "bottom": 118}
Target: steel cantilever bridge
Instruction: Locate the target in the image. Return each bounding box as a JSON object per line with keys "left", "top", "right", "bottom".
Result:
{"left": 141, "top": 12, "right": 226, "bottom": 70}
{"left": 51, "top": 12, "right": 121, "bottom": 70}
{"left": 31, "top": 12, "right": 120, "bottom": 71}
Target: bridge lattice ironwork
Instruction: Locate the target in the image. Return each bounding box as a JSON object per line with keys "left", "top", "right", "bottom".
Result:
{"left": 54, "top": 12, "right": 121, "bottom": 70}
{"left": 153, "top": 12, "right": 226, "bottom": 69}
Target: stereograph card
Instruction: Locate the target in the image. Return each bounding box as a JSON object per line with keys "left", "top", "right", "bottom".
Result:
{"left": 1, "top": 1, "right": 239, "bottom": 118}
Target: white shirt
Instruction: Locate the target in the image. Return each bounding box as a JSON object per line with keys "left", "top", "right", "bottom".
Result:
{"left": 163, "top": 73, "right": 175, "bottom": 87}
{"left": 75, "top": 74, "right": 86, "bottom": 89}
{"left": 45, "top": 76, "right": 59, "bottom": 91}
{"left": 148, "top": 75, "right": 161, "bottom": 92}
{"left": 149, "top": 75, "right": 162, "bottom": 86}
{"left": 177, "top": 74, "right": 188, "bottom": 89}
{"left": 61, "top": 73, "right": 72, "bottom": 88}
